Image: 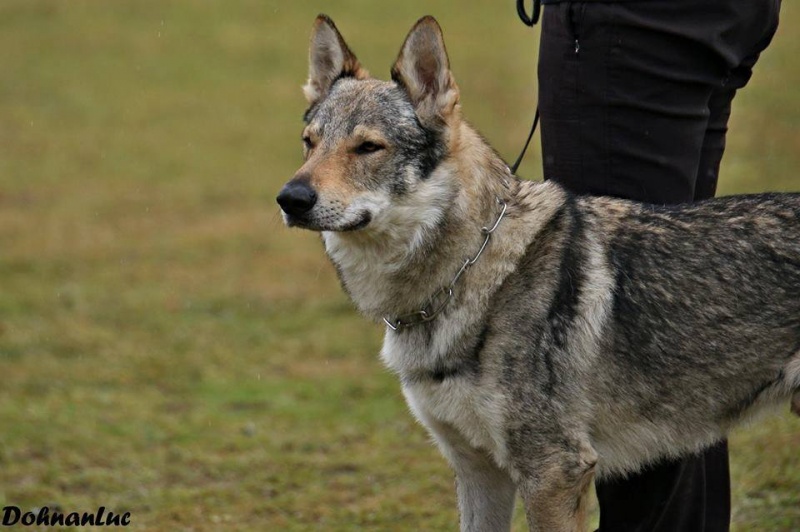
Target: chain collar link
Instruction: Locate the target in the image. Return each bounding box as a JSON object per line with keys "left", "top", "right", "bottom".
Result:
{"left": 383, "top": 197, "right": 508, "bottom": 331}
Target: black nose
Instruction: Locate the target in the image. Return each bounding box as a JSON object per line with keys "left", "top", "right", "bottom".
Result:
{"left": 276, "top": 180, "right": 317, "bottom": 217}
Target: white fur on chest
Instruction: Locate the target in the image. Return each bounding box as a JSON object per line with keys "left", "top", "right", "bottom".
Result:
{"left": 383, "top": 332, "right": 510, "bottom": 468}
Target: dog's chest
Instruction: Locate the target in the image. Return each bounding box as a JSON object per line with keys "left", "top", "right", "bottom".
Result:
{"left": 403, "top": 378, "right": 508, "bottom": 464}
{"left": 385, "top": 327, "right": 508, "bottom": 464}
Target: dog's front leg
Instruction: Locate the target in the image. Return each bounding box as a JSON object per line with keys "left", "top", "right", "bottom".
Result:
{"left": 453, "top": 446, "right": 517, "bottom": 532}
{"left": 515, "top": 445, "right": 597, "bottom": 532}
{"left": 423, "top": 418, "right": 516, "bottom": 532}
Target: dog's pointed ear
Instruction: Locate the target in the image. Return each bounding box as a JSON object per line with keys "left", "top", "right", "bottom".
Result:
{"left": 304, "top": 15, "right": 369, "bottom": 106}
{"left": 391, "top": 16, "right": 459, "bottom": 124}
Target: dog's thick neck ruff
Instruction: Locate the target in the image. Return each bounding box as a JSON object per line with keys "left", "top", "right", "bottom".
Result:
{"left": 382, "top": 195, "right": 508, "bottom": 331}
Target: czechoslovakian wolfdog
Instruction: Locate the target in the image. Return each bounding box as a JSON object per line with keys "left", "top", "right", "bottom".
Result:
{"left": 277, "top": 15, "right": 800, "bottom": 532}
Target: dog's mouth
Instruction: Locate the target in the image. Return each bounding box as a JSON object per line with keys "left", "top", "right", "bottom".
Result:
{"left": 339, "top": 211, "right": 372, "bottom": 231}
{"left": 282, "top": 210, "right": 372, "bottom": 232}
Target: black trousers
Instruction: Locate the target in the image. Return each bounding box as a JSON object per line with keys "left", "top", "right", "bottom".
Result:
{"left": 537, "top": 1, "right": 781, "bottom": 530}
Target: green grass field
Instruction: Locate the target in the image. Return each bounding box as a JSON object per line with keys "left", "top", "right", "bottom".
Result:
{"left": 0, "top": 1, "right": 798, "bottom": 530}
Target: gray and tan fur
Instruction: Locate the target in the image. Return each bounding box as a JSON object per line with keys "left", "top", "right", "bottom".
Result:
{"left": 277, "top": 15, "right": 800, "bottom": 532}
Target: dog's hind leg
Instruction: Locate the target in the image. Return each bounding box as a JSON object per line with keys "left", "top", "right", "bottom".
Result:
{"left": 792, "top": 389, "right": 800, "bottom": 417}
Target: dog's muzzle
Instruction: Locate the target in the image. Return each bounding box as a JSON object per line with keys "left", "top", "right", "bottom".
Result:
{"left": 277, "top": 180, "right": 317, "bottom": 218}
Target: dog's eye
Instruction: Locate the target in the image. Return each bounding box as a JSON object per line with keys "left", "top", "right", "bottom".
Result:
{"left": 302, "top": 136, "right": 315, "bottom": 150}
{"left": 355, "top": 141, "right": 384, "bottom": 155}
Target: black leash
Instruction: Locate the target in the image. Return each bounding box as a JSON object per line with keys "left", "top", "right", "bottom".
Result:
{"left": 510, "top": 0, "right": 541, "bottom": 175}
{"left": 516, "top": 0, "right": 541, "bottom": 27}
{"left": 510, "top": 108, "right": 539, "bottom": 175}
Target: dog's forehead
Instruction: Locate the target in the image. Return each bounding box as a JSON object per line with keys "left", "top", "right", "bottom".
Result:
{"left": 306, "top": 78, "right": 418, "bottom": 138}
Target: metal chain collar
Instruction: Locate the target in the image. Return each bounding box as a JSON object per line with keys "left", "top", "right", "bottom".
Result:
{"left": 383, "top": 197, "right": 508, "bottom": 331}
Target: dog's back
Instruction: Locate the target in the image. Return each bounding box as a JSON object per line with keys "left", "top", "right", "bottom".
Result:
{"left": 580, "top": 192, "right": 800, "bottom": 474}
{"left": 482, "top": 186, "right": 799, "bottom": 477}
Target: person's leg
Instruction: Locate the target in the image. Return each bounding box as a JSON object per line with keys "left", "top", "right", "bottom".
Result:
{"left": 701, "top": 441, "right": 732, "bottom": 531}
{"left": 594, "top": 440, "right": 730, "bottom": 532}
{"left": 538, "top": 1, "right": 724, "bottom": 204}
{"left": 693, "top": 84, "right": 735, "bottom": 201}
{"left": 539, "top": 0, "right": 780, "bottom": 203}
{"left": 695, "top": 22, "right": 781, "bottom": 201}
{"left": 537, "top": 1, "right": 780, "bottom": 530}
{"left": 539, "top": 6, "right": 723, "bottom": 527}
{"left": 595, "top": 454, "right": 709, "bottom": 532}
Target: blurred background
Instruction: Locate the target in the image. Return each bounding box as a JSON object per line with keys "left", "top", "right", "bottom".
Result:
{"left": 0, "top": 1, "right": 797, "bottom": 530}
